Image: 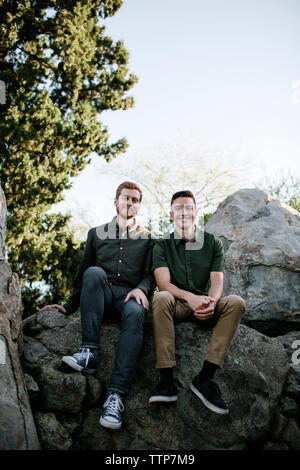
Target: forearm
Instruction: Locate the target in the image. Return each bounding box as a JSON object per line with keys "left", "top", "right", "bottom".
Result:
{"left": 208, "top": 283, "right": 223, "bottom": 303}
{"left": 137, "top": 273, "right": 156, "bottom": 298}
{"left": 63, "top": 291, "right": 81, "bottom": 315}
{"left": 157, "top": 279, "right": 191, "bottom": 302}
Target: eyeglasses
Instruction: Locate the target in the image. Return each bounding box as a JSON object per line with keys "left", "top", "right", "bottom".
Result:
{"left": 118, "top": 195, "right": 140, "bottom": 204}
{"left": 172, "top": 204, "right": 195, "bottom": 212}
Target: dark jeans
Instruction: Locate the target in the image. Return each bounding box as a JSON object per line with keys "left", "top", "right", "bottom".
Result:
{"left": 80, "top": 266, "right": 146, "bottom": 394}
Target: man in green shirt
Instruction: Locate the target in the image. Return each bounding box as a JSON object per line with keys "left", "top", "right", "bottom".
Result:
{"left": 149, "top": 190, "right": 245, "bottom": 414}
{"left": 43, "top": 181, "right": 155, "bottom": 430}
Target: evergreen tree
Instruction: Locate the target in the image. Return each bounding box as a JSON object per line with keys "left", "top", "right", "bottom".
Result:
{"left": 0, "top": 0, "right": 138, "bottom": 315}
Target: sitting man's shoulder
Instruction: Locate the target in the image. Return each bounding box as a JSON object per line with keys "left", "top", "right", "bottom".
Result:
{"left": 203, "top": 230, "right": 223, "bottom": 243}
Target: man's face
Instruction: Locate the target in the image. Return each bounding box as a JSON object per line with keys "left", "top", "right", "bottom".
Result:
{"left": 114, "top": 188, "right": 141, "bottom": 220}
{"left": 170, "top": 197, "right": 198, "bottom": 231}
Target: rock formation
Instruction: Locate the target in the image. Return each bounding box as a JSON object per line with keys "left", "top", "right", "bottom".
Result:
{"left": 1, "top": 185, "right": 300, "bottom": 450}
{"left": 22, "top": 308, "right": 300, "bottom": 450}
{"left": 0, "top": 185, "right": 40, "bottom": 450}
{"left": 205, "top": 188, "right": 300, "bottom": 336}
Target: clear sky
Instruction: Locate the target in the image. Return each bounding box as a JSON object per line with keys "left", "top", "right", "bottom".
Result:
{"left": 56, "top": 0, "right": 300, "bottom": 232}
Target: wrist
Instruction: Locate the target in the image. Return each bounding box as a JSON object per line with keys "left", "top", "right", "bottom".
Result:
{"left": 182, "top": 291, "right": 192, "bottom": 302}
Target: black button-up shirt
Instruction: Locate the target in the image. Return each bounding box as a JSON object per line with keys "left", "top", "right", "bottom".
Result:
{"left": 64, "top": 216, "right": 156, "bottom": 314}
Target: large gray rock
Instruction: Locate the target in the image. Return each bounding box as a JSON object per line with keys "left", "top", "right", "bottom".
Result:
{"left": 22, "top": 308, "right": 290, "bottom": 450}
{"left": 34, "top": 412, "right": 72, "bottom": 450}
{"left": 205, "top": 188, "right": 300, "bottom": 336}
{"left": 0, "top": 185, "right": 40, "bottom": 449}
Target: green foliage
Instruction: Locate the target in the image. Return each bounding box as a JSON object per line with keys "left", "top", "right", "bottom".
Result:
{"left": 203, "top": 212, "right": 213, "bottom": 225}
{"left": 0, "top": 0, "right": 137, "bottom": 315}
{"left": 286, "top": 195, "right": 300, "bottom": 213}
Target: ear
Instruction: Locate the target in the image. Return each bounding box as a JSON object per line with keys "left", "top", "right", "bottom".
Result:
{"left": 170, "top": 210, "right": 174, "bottom": 221}
{"left": 114, "top": 197, "right": 117, "bottom": 207}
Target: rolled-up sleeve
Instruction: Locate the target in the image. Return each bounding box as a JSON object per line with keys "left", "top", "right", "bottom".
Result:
{"left": 152, "top": 240, "right": 169, "bottom": 271}
{"left": 210, "top": 237, "right": 225, "bottom": 272}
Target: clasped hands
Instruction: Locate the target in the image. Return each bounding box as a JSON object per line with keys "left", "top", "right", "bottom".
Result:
{"left": 186, "top": 293, "right": 217, "bottom": 320}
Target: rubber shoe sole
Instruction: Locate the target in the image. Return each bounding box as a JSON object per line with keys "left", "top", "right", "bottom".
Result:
{"left": 149, "top": 394, "right": 178, "bottom": 404}
{"left": 99, "top": 416, "right": 122, "bottom": 430}
{"left": 61, "top": 356, "right": 97, "bottom": 374}
{"left": 190, "top": 383, "right": 229, "bottom": 415}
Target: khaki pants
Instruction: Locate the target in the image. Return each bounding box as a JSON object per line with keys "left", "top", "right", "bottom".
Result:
{"left": 152, "top": 291, "right": 246, "bottom": 368}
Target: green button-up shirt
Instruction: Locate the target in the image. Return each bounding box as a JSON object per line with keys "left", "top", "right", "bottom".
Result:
{"left": 64, "top": 216, "right": 156, "bottom": 314}
{"left": 152, "top": 227, "right": 225, "bottom": 295}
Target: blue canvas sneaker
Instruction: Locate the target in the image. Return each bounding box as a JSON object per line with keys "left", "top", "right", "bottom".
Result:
{"left": 62, "top": 347, "right": 98, "bottom": 374}
{"left": 99, "top": 393, "right": 124, "bottom": 430}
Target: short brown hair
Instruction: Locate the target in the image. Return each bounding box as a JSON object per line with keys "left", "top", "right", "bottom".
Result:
{"left": 171, "top": 190, "right": 196, "bottom": 206}
{"left": 115, "top": 181, "right": 143, "bottom": 202}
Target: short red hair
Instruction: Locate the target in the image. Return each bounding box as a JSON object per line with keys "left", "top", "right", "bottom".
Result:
{"left": 115, "top": 181, "right": 143, "bottom": 202}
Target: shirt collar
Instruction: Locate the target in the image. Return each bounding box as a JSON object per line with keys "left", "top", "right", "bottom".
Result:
{"left": 109, "top": 216, "right": 138, "bottom": 234}
{"left": 173, "top": 225, "right": 204, "bottom": 247}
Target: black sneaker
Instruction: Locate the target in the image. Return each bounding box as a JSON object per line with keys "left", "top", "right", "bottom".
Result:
{"left": 190, "top": 375, "right": 229, "bottom": 415}
{"left": 62, "top": 348, "right": 98, "bottom": 374}
{"left": 149, "top": 380, "right": 178, "bottom": 403}
{"left": 99, "top": 393, "right": 124, "bottom": 430}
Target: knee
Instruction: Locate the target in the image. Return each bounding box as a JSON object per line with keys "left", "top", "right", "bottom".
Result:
{"left": 152, "top": 291, "right": 175, "bottom": 319}
{"left": 82, "top": 266, "right": 107, "bottom": 287}
{"left": 227, "top": 295, "right": 246, "bottom": 316}
{"left": 122, "top": 301, "right": 146, "bottom": 326}
{"left": 152, "top": 291, "right": 175, "bottom": 310}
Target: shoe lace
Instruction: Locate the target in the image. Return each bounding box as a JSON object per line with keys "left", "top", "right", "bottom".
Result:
{"left": 104, "top": 393, "right": 124, "bottom": 416}
{"left": 74, "top": 348, "right": 94, "bottom": 368}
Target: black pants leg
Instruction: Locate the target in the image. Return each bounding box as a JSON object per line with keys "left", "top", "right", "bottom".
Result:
{"left": 80, "top": 266, "right": 113, "bottom": 348}
{"left": 80, "top": 266, "right": 146, "bottom": 394}
{"left": 107, "top": 297, "right": 146, "bottom": 394}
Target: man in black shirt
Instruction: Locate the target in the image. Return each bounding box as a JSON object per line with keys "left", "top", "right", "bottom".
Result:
{"left": 43, "top": 181, "right": 155, "bottom": 430}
